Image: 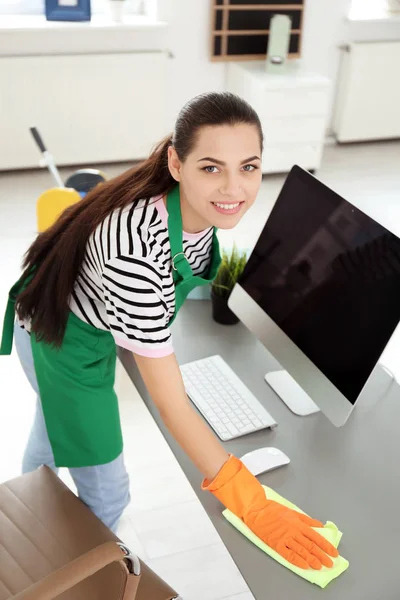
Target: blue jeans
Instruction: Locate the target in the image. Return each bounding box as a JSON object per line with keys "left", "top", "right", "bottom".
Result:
{"left": 14, "top": 322, "right": 130, "bottom": 532}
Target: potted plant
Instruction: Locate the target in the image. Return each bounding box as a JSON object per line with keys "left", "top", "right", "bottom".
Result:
{"left": 211, "top": 245, "right": 247, "bottom": 325}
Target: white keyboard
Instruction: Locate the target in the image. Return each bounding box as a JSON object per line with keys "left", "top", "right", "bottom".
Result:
{"left": 180, "top": 355, "right": 277, "bottom": 441}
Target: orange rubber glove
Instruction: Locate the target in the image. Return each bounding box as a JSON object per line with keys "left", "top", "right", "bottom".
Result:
{"left": 202, "top": 455, "right": 339, "bottom": 570}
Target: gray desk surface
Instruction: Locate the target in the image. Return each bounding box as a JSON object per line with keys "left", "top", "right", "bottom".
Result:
{"left": 119, "top": 300, "right": 400, "bottom": 600}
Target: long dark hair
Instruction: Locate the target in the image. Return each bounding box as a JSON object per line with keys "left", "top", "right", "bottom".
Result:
{"left": 16, "top": 92, "right": 263, "bottom": 346}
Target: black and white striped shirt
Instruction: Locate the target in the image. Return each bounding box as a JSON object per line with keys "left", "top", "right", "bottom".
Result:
{"left": 68, "top": 196, "right": 213, "bottom": 357}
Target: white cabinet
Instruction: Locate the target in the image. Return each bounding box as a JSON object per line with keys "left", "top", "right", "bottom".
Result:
{"left": 226, "top": 61, "right": 331, "bottom": 174}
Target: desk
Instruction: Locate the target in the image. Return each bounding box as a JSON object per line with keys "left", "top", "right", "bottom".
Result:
{"left": 119, "top": 300, "right": 400, "bottom": 600}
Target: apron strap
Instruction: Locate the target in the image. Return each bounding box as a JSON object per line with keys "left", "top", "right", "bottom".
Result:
{"left": 0, "top": 271, "right": 35, "bottom": 356}
{"left": 0, "top": 296, "right": 16, "bottom": 355}
{"left": 166, "top": 185, "right": 220, "bottom": 284}
{"left": 167, "top": 186, "right": 194, "bottom": 283}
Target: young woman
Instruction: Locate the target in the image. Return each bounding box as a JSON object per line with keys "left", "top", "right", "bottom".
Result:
{"left": 1, "top": 92, "right": 337, "bottom": 571}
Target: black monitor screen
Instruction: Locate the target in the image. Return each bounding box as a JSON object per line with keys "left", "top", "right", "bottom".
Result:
{"left": 239, "top": 166, "right": 400, "bottom": 403}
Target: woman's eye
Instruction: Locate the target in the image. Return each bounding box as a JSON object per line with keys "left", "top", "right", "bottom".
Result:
{"left": 202, "top": 164, "right": 258, "bottom": 173}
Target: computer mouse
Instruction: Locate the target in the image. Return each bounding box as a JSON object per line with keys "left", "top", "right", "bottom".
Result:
{"left": 240, "top": 447, "right": 290, "bottom": 476}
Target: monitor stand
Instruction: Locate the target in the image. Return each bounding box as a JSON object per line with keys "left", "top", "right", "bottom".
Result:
{"left": 265, "top": 370, "right": 320, "bottom": 416}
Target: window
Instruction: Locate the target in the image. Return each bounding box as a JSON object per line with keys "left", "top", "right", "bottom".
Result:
{"left": 1, "top": 0, "right": 43, "bottom": 14}
{"left": 0, "top": 0, "right": 155, "bottom": 17}
{"left": 349, "top": 0, "right": 395, "bottom": 20}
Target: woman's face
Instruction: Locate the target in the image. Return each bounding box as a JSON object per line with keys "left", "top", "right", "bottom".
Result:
{"left": 168, "top": 124, "right": 262, "bottom": 232}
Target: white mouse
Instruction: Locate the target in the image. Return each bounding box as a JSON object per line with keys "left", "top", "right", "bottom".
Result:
{"left": 240, "top": 447, "right": 290, "bottom": 476}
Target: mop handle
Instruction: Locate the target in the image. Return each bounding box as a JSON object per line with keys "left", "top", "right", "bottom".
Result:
{"left": 29, "top": 127, "right": 64, "bottom": 188}
{"left": 30, "top": 127, "right": 47, "bottom": 153}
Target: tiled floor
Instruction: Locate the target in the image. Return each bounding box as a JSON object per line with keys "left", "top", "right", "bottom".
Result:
{"left": 0, "top": 140, "right": 399, "bottom": 599}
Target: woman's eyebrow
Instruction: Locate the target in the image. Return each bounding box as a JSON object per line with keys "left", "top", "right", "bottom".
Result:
{"left": 197, "top": 155, "right": 261, "bottom": 166}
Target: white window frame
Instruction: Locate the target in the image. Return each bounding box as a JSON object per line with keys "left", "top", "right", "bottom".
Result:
{"left": 349, "top": 0, "right": 396, "bottom": 20}
{"left": 0, "top": 0, "right": 43, "bottom": 15}
{"left": 0, "top": 0, "right": 157, "bottom": 17}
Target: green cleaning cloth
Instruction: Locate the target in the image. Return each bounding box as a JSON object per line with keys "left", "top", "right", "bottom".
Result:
{"left": 222, "top": 485, "right": 349, "bottom": 588}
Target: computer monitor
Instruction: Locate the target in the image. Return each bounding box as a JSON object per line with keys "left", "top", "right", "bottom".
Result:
{"left": 228, "top": 165, "right": 400, "bottom": 426}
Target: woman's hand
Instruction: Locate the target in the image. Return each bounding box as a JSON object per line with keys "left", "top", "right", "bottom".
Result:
{"left": 202, "top": 455, "right": 338, "bottom": 570}
{"left": 244, "top": 500, "right": 336, "bottom": 569}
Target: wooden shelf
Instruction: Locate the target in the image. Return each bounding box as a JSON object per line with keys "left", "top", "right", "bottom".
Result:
{"left": 213, "top": 28, "right": 301, "bottom": 35}
{"left": 214, "top": 5, "right": 304, "bottom": 10}
{"left": 212, "top": 52, "right": 301, "bottom": 62}
{"left": 210, "top": 0, "right": 305, "bottom": 62}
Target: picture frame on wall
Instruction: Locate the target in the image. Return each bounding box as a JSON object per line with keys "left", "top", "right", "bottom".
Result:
{"left": 45, "top": 0, "right": 91, "bottom": 22}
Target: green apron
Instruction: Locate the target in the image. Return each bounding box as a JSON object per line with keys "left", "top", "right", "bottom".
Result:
{"left": 0, "top": 185, "right": 221, "bottom": 468}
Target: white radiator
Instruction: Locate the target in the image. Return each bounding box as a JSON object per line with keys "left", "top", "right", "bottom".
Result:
{"left": 0, "top": 51, "right": 169, "bottom": 170}
{"left": 333, "top": 41, "right": 400, "bottom": 142}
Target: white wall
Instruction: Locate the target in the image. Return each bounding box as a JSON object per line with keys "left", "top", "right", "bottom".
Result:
{"left": 161, "top": 0, "right": 400, "bottom": 130}
{"left": 301, "top": 0, "right": 351, "bottom": 126}
{"left": 302, "top": 0, "right": 400, "bottom": 127}
{"left": 159, "top": 0, "right": 225, "bottom": 128}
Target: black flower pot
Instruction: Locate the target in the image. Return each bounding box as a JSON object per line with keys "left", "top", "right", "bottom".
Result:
{"left": 211, "top": 291, "right": 239, "bottom": 325}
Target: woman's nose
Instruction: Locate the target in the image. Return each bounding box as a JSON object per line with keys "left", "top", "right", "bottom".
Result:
{"left": 219, "top": 175, "right": 242, "bottom": 197}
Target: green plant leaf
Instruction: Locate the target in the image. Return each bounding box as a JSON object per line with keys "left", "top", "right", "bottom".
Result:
{"left": 211, "top": 244, "right": 247, "bottom": 298}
